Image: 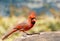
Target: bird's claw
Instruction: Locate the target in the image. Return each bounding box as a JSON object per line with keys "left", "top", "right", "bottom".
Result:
{"left": 26, "top": 33, "right": 40, "bottom": 35}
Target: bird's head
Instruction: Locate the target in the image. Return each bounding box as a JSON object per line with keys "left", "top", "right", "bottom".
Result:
{"left": 28, "top": 11, "right": 36, "bottom": 24}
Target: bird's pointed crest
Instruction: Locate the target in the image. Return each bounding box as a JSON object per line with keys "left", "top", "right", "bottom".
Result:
{"left": 29, "top": 11, "right": 36, "bottom": 18}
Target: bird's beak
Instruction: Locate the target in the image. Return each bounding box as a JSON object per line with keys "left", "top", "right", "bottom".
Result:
{"left": 33, "top": 19, "right": 36, "bottom": 21}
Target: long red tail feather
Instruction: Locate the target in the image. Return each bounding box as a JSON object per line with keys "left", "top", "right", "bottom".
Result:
{"left": 2, "top": 29, "right": 18, "bottom": 40}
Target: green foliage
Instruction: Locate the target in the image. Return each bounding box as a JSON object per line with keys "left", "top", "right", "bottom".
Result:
{"left": 48, "top": 23, "right": 56, "bottom": 31}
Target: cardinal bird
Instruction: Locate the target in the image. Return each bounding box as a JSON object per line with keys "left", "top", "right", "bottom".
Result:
{"left": 2, "top": 11, "right": 36, "bottom": 40}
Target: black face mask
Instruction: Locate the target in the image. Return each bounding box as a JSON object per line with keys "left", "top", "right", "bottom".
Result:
{"left": 31, "top": 18, "right": 36, "bottom": 24}
{"left": 31, "top": 21, "right": 35, "bottom": 24}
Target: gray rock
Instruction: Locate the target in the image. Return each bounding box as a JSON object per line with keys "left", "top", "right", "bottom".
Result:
{"left": 14, "top": 31, "right": 60, "bottom": 41}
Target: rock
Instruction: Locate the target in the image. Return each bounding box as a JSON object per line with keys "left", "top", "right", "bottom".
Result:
{"left": 14, "top": 31, "right": 60, "bottom": 41}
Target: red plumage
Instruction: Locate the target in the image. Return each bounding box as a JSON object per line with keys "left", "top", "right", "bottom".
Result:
{"left": 2, "top": 11, "right": 36, "bottom": 40}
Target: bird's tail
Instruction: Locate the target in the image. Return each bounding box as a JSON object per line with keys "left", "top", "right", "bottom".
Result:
{"left": 2, "top": 29, "right": 18, "bottom": 40}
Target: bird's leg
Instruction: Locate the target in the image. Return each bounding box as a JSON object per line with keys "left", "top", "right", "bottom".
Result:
{"left": 23, "top": 31, "right": 33, "bottom": 35}
{"left": 21, "top": 31, "right": 28, "bottom": 37}
{"left": 23, "top": 30, "right": 40, "bottom": 35}
{"left": 23, "top": 31, "right": 40, "bottom": 35}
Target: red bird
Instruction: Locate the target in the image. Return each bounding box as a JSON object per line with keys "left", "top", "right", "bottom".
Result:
{"left": 2, "top": 11, "right": 36, "bottom": 40}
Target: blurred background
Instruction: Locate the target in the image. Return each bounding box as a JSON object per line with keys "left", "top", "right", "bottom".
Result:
{"left": 0, "top": 0, "right": 60, "bottom": 41}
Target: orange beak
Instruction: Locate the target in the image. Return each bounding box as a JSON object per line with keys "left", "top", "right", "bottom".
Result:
{"left": 32, "top": 19, "right": 36, "bottom": 22}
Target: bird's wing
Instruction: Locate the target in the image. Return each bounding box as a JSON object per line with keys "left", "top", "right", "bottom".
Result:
{"left": 14, "top": 20, "right": 30, "bottom": 31}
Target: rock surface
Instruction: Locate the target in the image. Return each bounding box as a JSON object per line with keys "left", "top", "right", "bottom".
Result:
{"left": 14, "top": 31, "right": 60, "bottom": 41}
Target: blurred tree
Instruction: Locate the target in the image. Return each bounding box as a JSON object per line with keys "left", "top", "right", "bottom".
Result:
{"left": 50, "top": 8, "right": 60, "bottom": 22}
{"left": 0, "top": 16, "right": 3, "bottom": 25}
{"left": 9, "top": 4, "right": 16, "bottom": 17}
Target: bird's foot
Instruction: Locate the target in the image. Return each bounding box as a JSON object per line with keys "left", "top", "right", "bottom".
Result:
{"left": 26, "top": 34, "right": 33, "bottom": 35}
{"left": 26, "top": 33, "right": 40, "bottom": 35}
{"left": 33, "top": 33, "right": 40, "bottom": 35}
